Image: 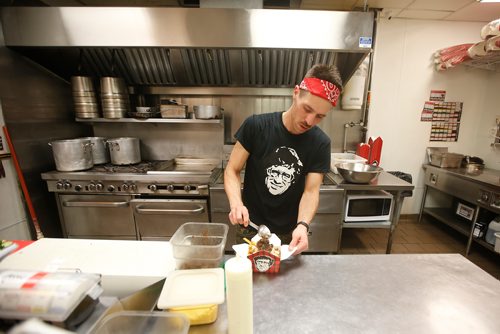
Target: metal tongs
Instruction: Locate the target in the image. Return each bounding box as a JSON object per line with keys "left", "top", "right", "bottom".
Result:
{"left": 248, "top": 221, "right": 271, "bottom": 239}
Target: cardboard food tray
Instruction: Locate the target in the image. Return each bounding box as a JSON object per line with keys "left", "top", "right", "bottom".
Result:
{"left": 232, "top": 234, "right": 296, "bottom": 274}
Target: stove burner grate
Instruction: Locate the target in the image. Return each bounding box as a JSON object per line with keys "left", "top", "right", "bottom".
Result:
{"left": 91, "top": 161, "right": 157, "bottom": 174}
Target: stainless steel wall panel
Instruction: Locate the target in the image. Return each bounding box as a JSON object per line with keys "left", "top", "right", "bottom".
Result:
{"left": 1, "top": 8, "right": 374, "bottom": 50}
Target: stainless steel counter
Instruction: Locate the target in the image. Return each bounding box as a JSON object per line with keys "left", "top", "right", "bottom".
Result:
{"left": 193, "top": 254, "right": 500, "bottom": 333}
{"left": 332, "top": 170, "right": 414, "bottom": 191}
{"left": 423, "top": 164, "right": 500, "bottom": 190}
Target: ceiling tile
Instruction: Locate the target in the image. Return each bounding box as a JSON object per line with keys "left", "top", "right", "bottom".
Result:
{"left": 355, "top": 0, "right": 414, "bottom": 10}
{"left": 408, "top": 0, "right": 475, "bottom": 11}
{"left": 397, "top": 9, "right": 453, "bottom": 20}
{"left": 446, "top": 2, "right": 500, "bottom": 22}
{"left": 378, "top": 7, "right": 403, "bottom": 19}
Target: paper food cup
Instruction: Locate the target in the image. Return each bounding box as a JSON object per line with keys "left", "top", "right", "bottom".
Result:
{"left": 232, "top": 234, "right": 296, "bottom": 274}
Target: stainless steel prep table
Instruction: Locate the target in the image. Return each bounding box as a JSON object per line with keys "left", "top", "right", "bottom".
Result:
{"left": 192, "top": 254, "right": 500, "bottom": 334}
{"left": 332, "top": 171, "right": 414, "bottom": 253}
{"left": 419, "top": 164, "right": 500, "bottom": 255}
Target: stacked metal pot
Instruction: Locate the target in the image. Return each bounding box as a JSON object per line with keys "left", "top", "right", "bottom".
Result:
{"left": 49, "top": 137, "right": 141, "bottom": 171}
{"left": 100, "top": 77, "right": 131, "bottom": 119}
{"left": 71, "top": 76, "right": 99, "bottom": 118}
{"left": 70, "top": 76, "right": 131, "bottom": 119}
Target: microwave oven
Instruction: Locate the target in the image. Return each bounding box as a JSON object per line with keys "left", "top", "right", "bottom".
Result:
{"left": 344, "top": 190, "right": 393, "bottom": 222}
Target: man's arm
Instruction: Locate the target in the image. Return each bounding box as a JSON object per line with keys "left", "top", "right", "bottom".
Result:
{"left": 289, "top": 172, "right": 323, "bottom": 254}
{"left": 224, "top": 141, "right": 251, "bottom": 226}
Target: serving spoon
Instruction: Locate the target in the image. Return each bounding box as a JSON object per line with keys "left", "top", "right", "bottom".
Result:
{"left": 248, "top": 221, "right": 271, "bottom": 239}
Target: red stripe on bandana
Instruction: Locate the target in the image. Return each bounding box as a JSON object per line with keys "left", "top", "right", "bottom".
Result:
{"left": 21, "top": 272, "right": 48, "bottom": 289}
{"left": 298, "top": 77, "right": 340, "bottom": 107}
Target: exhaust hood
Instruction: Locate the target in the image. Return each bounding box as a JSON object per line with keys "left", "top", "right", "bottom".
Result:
{"left": 0, "top": 7, "right": 374, "bottom": 88}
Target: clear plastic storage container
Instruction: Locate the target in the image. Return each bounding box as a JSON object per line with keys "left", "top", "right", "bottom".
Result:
{"left": 93, "top": 311, "right": 189, "bottom": 334}
{"left": 0, "top": 270, "right": 102, "bottom": 328}
{"left": 170, "top": 223, "right": 228, "bottom": 269}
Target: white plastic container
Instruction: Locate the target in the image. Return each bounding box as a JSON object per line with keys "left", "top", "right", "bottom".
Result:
{"left": 331, "top": 153, "right": 367, "bottom": 174}
{"left": 485, "top": 219, "right": 500, "bottom": 245}
{"left": 0, "top": 270, "right": 102, "bottom": 325}
{"left": 341, "top": 57, "right": 369, "bottom": 110}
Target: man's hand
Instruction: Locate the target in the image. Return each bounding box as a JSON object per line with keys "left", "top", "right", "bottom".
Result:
{"left": 228, "top": 204, "right": 250, "bottom": 227}
{"left": 289, "top": 224, "right": 309, "bottom": 255}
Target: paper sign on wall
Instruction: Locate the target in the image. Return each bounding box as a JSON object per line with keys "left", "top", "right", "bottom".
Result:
{"left": 429, "top": 90, "right": 446, "bottom": 102}
{"left": 419, "top": 90, "right": 463, "bottom": 142}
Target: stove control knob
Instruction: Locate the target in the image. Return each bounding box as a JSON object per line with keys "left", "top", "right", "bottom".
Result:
{"left": 74, "top": 185, "right": 83, "bottom": 192}
{"left": 481, "top": 193, "right": 490, "bottom": 203}
{"left": 122, "top": 184, "right": 129, "bottom": 191}
{"left": 56, "top": 182, "right": 64, "bottom": 190}
{"left": 184, "top": 185, "right": 193, "bottom": 192}
{"left": 148, "top": 184, "right": 157, "bottom": 192}
{"left": 63, "top": 182, "right": 72, "bottom": 190}
{"left": 129, "top": 184, "right": 137, "bottom": 192}
{"left": 167, "top": 184, "right": 175, "bottom": 192}
{"left": 88, "top": 183, "right": 96, "bottom": 191}
{"left": 107, "top": 185, "right": 115, "bottom": 192}
{"left": 96, "top": 183, "right": 104, "bottom": 191}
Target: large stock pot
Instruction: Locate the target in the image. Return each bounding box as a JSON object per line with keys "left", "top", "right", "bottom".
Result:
{"left": 107, "top": 137, "right": 141, "bottom": 165}
{"left": 49, "top": 138, "right": 93, "bottom": 171}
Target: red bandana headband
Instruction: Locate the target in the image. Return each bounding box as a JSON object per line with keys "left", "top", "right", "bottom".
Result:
{"left": 298, "top": 77, "right": 340, "bottom": 107}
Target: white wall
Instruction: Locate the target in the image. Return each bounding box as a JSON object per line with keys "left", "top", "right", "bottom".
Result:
{"left": 368, "top": 18, "right": 500, "bottom": 214}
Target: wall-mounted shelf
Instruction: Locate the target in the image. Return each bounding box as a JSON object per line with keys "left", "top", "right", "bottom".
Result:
{"left": 75, "top": 118, "right": 223, "bottom": 124}
{"left": 463, "top": 53, "right": 500, "bottom": 72}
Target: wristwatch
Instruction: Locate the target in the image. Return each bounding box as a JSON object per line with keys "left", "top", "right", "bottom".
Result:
{"left": 296, "top": 221, "right": 310, "bottom": 233}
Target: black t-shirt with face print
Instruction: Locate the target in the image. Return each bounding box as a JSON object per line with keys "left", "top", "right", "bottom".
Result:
{"left": 234, "top": 111, "right": 331, "bottom": 234}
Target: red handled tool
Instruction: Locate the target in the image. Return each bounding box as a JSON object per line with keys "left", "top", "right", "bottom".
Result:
{"left": 2, "top": 126, "right": 44, "bottom": 239}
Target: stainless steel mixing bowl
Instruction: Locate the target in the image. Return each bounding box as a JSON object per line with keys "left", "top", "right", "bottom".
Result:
{"left": 335, "top": 162, "right": 383, "bottom": 184}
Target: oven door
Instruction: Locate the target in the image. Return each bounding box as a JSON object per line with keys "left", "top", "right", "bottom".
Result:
{"left": 131, "top": 199, "right": 209, "bottom": 241}
{"left": 57, "top": 194, "right": 136, "bottom": 239}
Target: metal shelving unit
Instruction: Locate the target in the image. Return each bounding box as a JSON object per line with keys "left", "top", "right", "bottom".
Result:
{"left": 423, "top": 207, "right": 470, "bottom": 236}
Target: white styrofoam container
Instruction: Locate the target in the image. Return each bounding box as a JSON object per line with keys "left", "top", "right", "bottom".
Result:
{"left": 495, "top": 232, "right": 500, "bottom": 253}
{"left": 331, "top": 153, "right": 367, "bottom": 174}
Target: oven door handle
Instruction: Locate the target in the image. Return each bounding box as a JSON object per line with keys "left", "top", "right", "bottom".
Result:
{"left": 134, "top": 204, "right": 205, "bottom": 215}
{"left": 63, "top": 201, "right": 129, "bottom": 208}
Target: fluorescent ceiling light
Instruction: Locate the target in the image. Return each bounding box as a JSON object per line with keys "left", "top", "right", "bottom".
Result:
{"left": 477, "top": 0, "right": 500, "bottom": 3}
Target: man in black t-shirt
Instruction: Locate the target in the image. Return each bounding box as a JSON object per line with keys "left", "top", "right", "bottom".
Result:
{"left": 224, "top": 64, "right": 343, "bottom": 255}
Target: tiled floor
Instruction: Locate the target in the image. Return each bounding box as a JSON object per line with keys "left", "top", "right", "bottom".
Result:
{"left": 339, "top": 214, "right": 500, "bottom": 279}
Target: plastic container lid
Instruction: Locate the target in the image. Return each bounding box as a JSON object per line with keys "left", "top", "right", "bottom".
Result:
{"left": 0, "top": 270, "right": 102, "bottom": 322}
{"left": 93, "top": 311, "right": 189, "bottom": 334}
{"left": 157, "top": 268, "right": 225, "bottom": 309}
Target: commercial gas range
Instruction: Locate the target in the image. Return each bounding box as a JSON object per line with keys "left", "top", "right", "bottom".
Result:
{"left": 41, "top": 160, "right": 222, "bottom": 241}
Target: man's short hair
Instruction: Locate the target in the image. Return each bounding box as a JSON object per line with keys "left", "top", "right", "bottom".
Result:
{"left": 304, "top": 64, "right": 343, "bottom": 93}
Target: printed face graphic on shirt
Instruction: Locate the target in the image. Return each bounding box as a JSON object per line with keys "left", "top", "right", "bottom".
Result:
{"left": 265, "top": 146, "right": 303, "bottom": 195}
